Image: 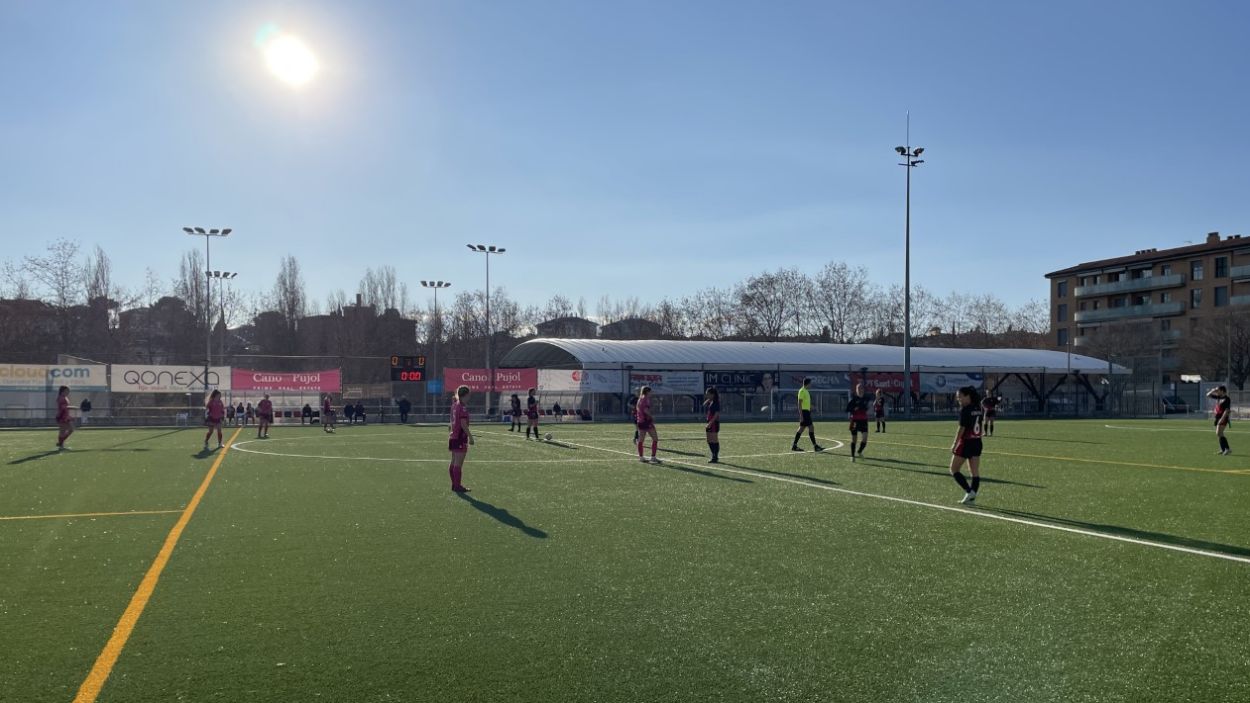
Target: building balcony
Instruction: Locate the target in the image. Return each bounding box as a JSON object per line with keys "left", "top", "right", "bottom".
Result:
{"left": 1232, "top": 294, "right": 1250, "bottom": 306}
{"left": 1072, "top": 335, "right": 1093, "bottom": 348}
{"left": 1160, "top": 329, "right": 1183, "bottom": 346}
{"left": 1073, "top": 273, "right": 1185, "bottom": 298}
{"left": 1231, "top": 264, "right": 1250, "bottom": 281}
{"left": 1072, "top": 301, "right": 1185, "bottom": 323}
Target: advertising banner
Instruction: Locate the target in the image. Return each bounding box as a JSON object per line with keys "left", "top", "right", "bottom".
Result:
{"left": 111, "top": 365, "right": 231, "bottom": 393}
{"left": 780, "top": 371, "right": 851, "bottom": 391}
{"left": 444, "top": 368, "right": 538, "bottom": 393}
{"left": 919, "top": 372, "right": 983, "bottom": 393}
{"left": 0, "top": 364, "right": 109, "bottom": 391}
{"left": 703, "top": 370, "right": 780, "bottom": 395}
{"left": 627, "top": 371, "right": 704, "bottom": 395}
{"left": 231, "top": 369, "right": 342, "bottom": 393}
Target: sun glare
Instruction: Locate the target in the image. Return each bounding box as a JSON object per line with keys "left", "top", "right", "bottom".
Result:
{"left": 264, "top": 34, "right": 319, "bottom": 87}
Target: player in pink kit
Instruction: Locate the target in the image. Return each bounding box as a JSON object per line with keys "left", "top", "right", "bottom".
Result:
{"left": 448, "top": 385, "right": 474, "bottom": 492}
{"left": 635, "top": 385, "right": 660, "bottom": 464}
{"left": 204, "top": 390, "right": 226, "bottom": 451}
{"left": 256, "top": 394, "right": 274, "bottom": 439}
{"left": 321, "top": 394, "right": 336, "bottom": 433}
{"left": 55, "top": 385, "right": 74, "bottom": 451}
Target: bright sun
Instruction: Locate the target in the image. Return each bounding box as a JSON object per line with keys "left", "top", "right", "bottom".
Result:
{"left": 264, "top": 35, "right": 319, "bottom": 87}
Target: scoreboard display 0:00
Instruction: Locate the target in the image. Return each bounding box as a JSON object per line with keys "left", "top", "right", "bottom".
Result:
{"left": 390, "top": 355, "right": 427, "bottom": 382}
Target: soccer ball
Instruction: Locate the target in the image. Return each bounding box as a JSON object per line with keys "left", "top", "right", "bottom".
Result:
{"left": 543, "top": 433, "right": 553, "bottom": 442}
{"left": 760, "top": 406, "right": 770, "bottom": 413}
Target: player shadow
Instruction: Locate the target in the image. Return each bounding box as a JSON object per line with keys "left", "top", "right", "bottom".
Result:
{"left": 456, "top": 493, "right": 548, "bottom": 539}
{"left": 898, "top": 430, "right": 1101, "bottom": 445}
{"left": 102, "top": 429, "right": 185, "bottom": 449}
{"left": 981, "top": 507, "right": 1250, "bottom": 559}
{"left": 97, "top": 448, "right": 153, "bottom": 453}
{"left": 7, "top": 450, "right": 62, "bottom": 465}
{"left": 715, "top": 461, "right": 840, "bottom": 487}
{"left": 651, "top": 461, "right": 753, "bottom": 484}
{"left": 191, "top": 448, "right": 221, "bottom": 459}
{"left": 659, "top": 447, "right": 708, "bottom": 458}
{"left": 856, "top": 457, "right": 1044, "bottom": 489}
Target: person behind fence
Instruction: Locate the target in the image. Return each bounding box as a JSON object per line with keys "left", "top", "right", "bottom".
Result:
{"left": 635, "top": 385, "right": 660, "bottom": 463}
{"left": 1208, "top": 385, "right": 1232, "bottom": 455}
{"left": 204, "top": 390, "right": 226, "bottom": 451}
{"left": 873, "top": 389, "right": 886, "bottom": 433}
{"left": 398, "top": 396, "right": 412, "bottom": 424}
{"left": 981, "top": 391, "right": 1000, "bottom": 436}
{"left": 509, "top": 394, "right": 522, "bottom": 432}
{"left": 627, "top": 393, "right": 639, "bottom": 444}
{"left": 236, "top": 401, "right": 245, "bottom": 426}
{"left": 226, "top": 402, "right": 236, "bottom": 427}
{"left": 791, "top": 377, "right": 825, "bottom": 453}
{"left": 447, "top": 384, "right": 474, "bottom": 493}
{"left": 355, "top": 401, "right": 366, "bottom": 425}
{"left": 343, "top": 401, "right": 355, "bottom": 425}
{"left": 55, "top": 385, "right": 75, "bottom": 451}
{"left": 846, "top": 383, "right": 870, "bottom": 460}
{"left": 257, "top": 393, "right": 274, "bottom": 439}
{"left": 302, "top": 403, "right": 312, "bottom": 425}
{"left": 79, "top": 396, "right": 92, "bottom": 426}
{"left": 704, "top": 386, "right": 721, "bottom": 464}
{"left": 949, "top": 385, "right": 985, "bottom": 504}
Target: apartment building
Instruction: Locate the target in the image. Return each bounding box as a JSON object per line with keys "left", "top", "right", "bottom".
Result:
{"left": 1045, "top": 231, "right": 1250, "bottom": 372}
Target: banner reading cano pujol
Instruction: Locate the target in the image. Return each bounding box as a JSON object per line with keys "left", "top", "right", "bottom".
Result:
{"left": 232, "top": 369, "right": 342, "bottom": 393}
{"left": 444, "top": 368, "right": 538, "bottom": 393}
{"left": 110, "top": 365, "right": 231, "bottom": 393}
{"left": 0, "top": 364, "right": 109, "bottom": 391}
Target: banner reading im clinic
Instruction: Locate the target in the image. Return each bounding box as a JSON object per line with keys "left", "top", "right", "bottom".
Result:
{"left": 231, "top": 369, "right": 342, "bottom": 393}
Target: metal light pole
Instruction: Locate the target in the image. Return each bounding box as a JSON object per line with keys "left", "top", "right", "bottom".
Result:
{"left": 183, "top": 227, "right": 232, "bottom": 400}
{"left": 467, "top": 245, "right": 506, "bottom": 415}
{"left": 895, "top": 136, "right": 924, "bottom": 418}
{"left": 420, "top": 280, "right": 452, "bottom": 404}
{"left": 208, "top": 271, "right": 238, "bottom": 364}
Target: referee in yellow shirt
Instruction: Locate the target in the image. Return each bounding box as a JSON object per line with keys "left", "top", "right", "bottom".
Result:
{"left": 791, "top": 377, "right": 825, "bottom": 452}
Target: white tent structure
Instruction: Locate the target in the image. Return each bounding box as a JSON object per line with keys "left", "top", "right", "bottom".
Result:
{"left": 500, "top": 339, "right": 1128, "bottom": 375}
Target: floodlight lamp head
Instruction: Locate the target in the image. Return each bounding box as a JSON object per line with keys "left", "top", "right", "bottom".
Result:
{"left": 895, "top": 146, "right": 907, "bottom": 155}
{"left": 209, "top": 229, "right": 220, "bottom": 235}
{"left": 221, "top": 228, "right": 232, "bottom": 235}
{"left": 497, "top": 248, "right": 506, "bottom": 254}
{"left": 466, "top": 244, "right": 476, "bottom": 251}
{"left": 912, "top": 159, "right": 924, "bottom": 165}
{"left": 194, "top": 227, "right": 206, "bottom": 234}
{"left": 912, "top": 147, "right": 924, "bottom": 156}
{"left": 182, "top": 227, "right": 194, "bottom": 234}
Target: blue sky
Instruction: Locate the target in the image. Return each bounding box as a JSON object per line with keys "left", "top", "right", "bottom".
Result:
{"left": 2, "top": 0, "right": 1248, "bottom": 313}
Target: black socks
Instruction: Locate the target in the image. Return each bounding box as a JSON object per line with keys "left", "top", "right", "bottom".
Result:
{"left": 970, "top": 475, "right": 981, "bottom": 492}
{"left": 793, "top": 430, "right": 803, "bottom": 446}
{"left": 708, "top": 442, "right": 720, "bottom": 461}
{"left": 1220, "top": 436, "right": 1230, "bottom": 452}
{"left": 952, "top": 472, "right": 971, "bottom": 491}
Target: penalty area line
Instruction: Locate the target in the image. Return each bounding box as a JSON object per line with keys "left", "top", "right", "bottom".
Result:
{"left": 488, "top": 431, "right": 1250, "bottom": 567}
{"left": 0, "top": 510, "right": 181, "bottom": 522}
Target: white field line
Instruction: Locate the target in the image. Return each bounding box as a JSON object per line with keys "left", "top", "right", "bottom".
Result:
{"left": 480, "top": 431, "right": 1250, "bottom": 566}
{"left": 1104, "top": 424, "right": 1245, "bottom": 435}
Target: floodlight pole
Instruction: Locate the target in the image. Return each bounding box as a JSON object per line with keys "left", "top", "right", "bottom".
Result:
{"left": 183, "top": 227, "right": 233, "bottom": 400}
{"left": 467, "top": 245, "right": 506, "bottom": 415}
{"left": 421, "top": 280, "right": 452, "bottom": 401}
{"left": 895, "top": 126, "right": 924, "bottom": 419}
{"left": 209, "top": 271, "right": 239, "bottom": 364}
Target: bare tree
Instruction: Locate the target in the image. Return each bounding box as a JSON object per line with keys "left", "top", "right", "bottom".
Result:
{"left": 542, "top": 294, "right": 576, "bottom": 321}
{"left": 1009, "top": 299, "right": 1050, "bottom": 334}
{"left": 359, "top": 266, "right": 400, "bottom": 310}
{"left": 173, "top": 249, "right": 208, "bottom": 324}
{"left": 811, "top": 261, "right": 872, "bottom": 343}
{"left": 683, "top": 287, "right": 738, "bottom": 339}
{"left": 0, "top": 259, "right": 31, "bottom": 299}
{"left": 1182, "top": 311, "right": 1250, "bottom": 390}
{"left": 734, "top": 268, "right": 810, "bottom": 340}
{"left": 83, "top": 245, "right": 116, "bottom": 303}
{"left": 23, "top": 238, "right": 84, "bottom": 348}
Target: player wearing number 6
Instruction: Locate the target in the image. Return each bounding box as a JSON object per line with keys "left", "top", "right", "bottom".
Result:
{"left": 950, "top": 386, "right": 985, "bottom": 504}
{"left": 448, "top": 385, "right": 474, "bottom": 493}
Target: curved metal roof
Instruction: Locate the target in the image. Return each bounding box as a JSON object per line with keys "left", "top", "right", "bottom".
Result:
{"left": 500, "top": 338, "right": 1128, "bottom": 374}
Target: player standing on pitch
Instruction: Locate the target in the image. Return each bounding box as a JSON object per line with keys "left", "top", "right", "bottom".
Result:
{"left": 525, "top": 387, "right": 540, "bottom": 440}
{"left": 981, "top": 390, "right": 1000, "bottom": 436}
{"left": 256, "top": 393, "right": 274, "bottom": 439}
{"left": 635, "top": 385, "right": 660, "bottom": 463}
{"left": 791, "top": 377, "right": 825, "bottom": 452}
{"left": 846, "top": 383, "right": 871, "bottom": 460}
{"left": 509, "top": 394, "right": 523, "bottom": 432}
{"left": 321, "top": 393, "right": 336, "bottom": 433}
{"left": 950, "top": 386, "right": 985, "bottom": 504}
{"left": 55, "top": 385, "right": 74, "bottom": 451}
{"left": 704, "top": 386, "right": 722, "bottom": 464}
{"left": 873, "top": 388, "right": 887, "bottom": 433}
{"left": 1208, "top": 386, "right": 1232, "bottom": 455}
{"left": 204, "top": 390, "right": 226, "bottom": 451}
{"left": 448, "top": 384, "right": 474, "bottom": 493}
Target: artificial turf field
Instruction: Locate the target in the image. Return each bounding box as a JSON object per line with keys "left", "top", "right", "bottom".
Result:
{"left": 1, "top": 418, "right": 1247, "bottom": 703}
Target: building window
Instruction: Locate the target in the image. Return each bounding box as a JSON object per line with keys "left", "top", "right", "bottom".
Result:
{"left": 1215, "top": 286, "right": 1229, "bottom": 307}
{"left": 1191, "top": 288, "right": 1202, "bottom": 309}
{"left": 1161, "top": 264, "right": 1172, "bottom": 276}
{"left": 1057, "top": 328, "right": 1069, "bottom": 347}
{"left": 1161, "top": 319, "right": 1171, "bottom": 331}
{"left": 1160, "top": 292, "right": 1172, "bottom": 303}
{"left": 1057, "top": 280, "right": 1068, "bottom": 298}
{"left": 1192, "top": 261, "right": 1204, "bottom": 280}
{"left": 1093, "top": 300, "right": 1101, "bottom": 310}
{"left": 1057, "top": 303, "right": 1068, "bottom": 322}
{"left": 1132, "top": 295, "right": 1148, "bottom": 306}
{"left": 1079, "top": 301, "right": 1087, "bottom": 311}
{"left": 1131, "top": 268, "right": 1152, "bottom": 279}
{"left": 1079, "top": 276, "right": 1088, "bottom": 287}
{"left": 1216, "top": 257, "right": 1229, "bottom": 278}
{"left": 1111, "top": 297, "right": 1127, "bottom": 308}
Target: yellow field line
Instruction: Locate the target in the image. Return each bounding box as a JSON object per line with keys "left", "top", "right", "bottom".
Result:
{"left": 72, "top": 427, "right": 242, "bottom": 703}
{"left": 874, "top": 439, "right": 1243, "bottom": 476}
{"left": 0, "top": 510, "right": 181, "bottom": 522}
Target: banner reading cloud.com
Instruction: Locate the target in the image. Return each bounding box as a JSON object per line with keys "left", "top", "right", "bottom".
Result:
{"left": 110, "top": 365, "right": 232, "bottom": 394}
{"left": 0, "top": 364, "right": 109, "bottom": 391}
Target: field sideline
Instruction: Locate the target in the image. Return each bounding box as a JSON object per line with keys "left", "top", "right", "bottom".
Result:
{"left": 2, "top": 418, "right": 1247, "bottom": 702}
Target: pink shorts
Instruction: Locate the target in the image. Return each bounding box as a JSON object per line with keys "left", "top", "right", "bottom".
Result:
{"left": 449, "top": 436, "right": 469, "bottom": 453}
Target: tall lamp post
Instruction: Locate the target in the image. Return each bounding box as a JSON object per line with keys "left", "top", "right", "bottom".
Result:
{"left": 183, "top": 227, "right": 232, "bottom": 399}
{"left": 420, "top": 280, "right": 452, "bottom": 405}
{"left": 208, "top": 271, "right": 238, "bottom": 364}
{"left": 466, "top": 244, "right": 505, "bottom": 415}
{"left": 894, "top": 144, "right": 924, "bottom": 418}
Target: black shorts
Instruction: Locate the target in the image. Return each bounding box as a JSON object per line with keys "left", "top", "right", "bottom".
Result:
{"left": 953, "top": 437, "right": 983, "bottom": 459}
{"left": 799, "top": 410, "right": 813, "bottom": 427}
{"left": 705, "top": 421, "right": 720, "bottom": 433}
{"left": 850, "top": 419, "right": 869, "bottom": 433}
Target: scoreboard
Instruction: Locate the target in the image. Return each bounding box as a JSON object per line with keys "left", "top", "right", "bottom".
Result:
{"left": 390, "top": 355, "right": 427, "bottom": 382}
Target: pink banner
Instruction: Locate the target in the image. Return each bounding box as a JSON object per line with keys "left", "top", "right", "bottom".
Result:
{"left": 444, "top": 368, "right": 538, "bottom": 393}
{"left": 231, "top": 369, "right": 342, "bottom": 393}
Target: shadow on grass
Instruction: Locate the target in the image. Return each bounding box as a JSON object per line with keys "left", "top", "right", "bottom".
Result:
{"left": 857, "top": 457, "right": 1044, "bottom": 489}
{"left": 102, "top": 428, "right": 186, "bottom": 449}
{"left": 659, "top": 446, "right": 708, "bottom": 458}
{"left": 457, "top": 493, "right": 548, "bottom": 539}
{"left": 897, "top": 430, "right": 1102, "bottom": 445}
{"left": 981, "top": 506, "right": 1250, "bottom": 558}
{"left": 7, "top": 450, "right": 62, "bottom": 465}
{"left": 98, "top": 448, "right": 153, "bottom": 453}
{"left": 651, "top": 460, "right": 753, "bottom": 484}
{"left": 715, "top": 461, "right": 840, "bottom": 487}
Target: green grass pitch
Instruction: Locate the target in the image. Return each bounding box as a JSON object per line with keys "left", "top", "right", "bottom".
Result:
{"left": 2, "top": 418, "right": 1248, "bottom": 702}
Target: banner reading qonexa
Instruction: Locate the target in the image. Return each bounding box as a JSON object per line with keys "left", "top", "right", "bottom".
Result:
{"left": 0, "top": 364, "right": 109, "bottom": 391}
{"left": 110, "top": 365, "right": 232, "bottom": 393}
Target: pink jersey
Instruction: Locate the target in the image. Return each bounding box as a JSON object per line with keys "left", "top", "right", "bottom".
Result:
{"left": 56, "top": 395, "right": 70, "bottom": 423}
{"left": 206, "top": 398, "right": 226, "bottom": 422}
{"left": 450, "top": 401, "right": 470, "bottom": 439}
{"left": 257, "top": 399, "right": 273, "bottom": 416}
{"left": 635, "top": 396, "right": 651, "bottom": 423}
{"left": 322, "top": 399, "right": 332, "bottom": 414}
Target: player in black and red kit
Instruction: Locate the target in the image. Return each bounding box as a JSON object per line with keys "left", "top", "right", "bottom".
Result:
{"left": 846, "top": 383, "right": 870, "bottom": 460}
{"left": 704, "top": 386, "right": 721, "bottom": 464}
{"left": 950, "top": 386, "right": 985, "bottom": 504}
{"left": 1208, "top": 386, "right": 1232, "bottom": 455}
{"left": 980, "top": 391, "right": 1000, "bottom": 436}
{"left": 873, "top": 389, "right": 887, "bottom": 433}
